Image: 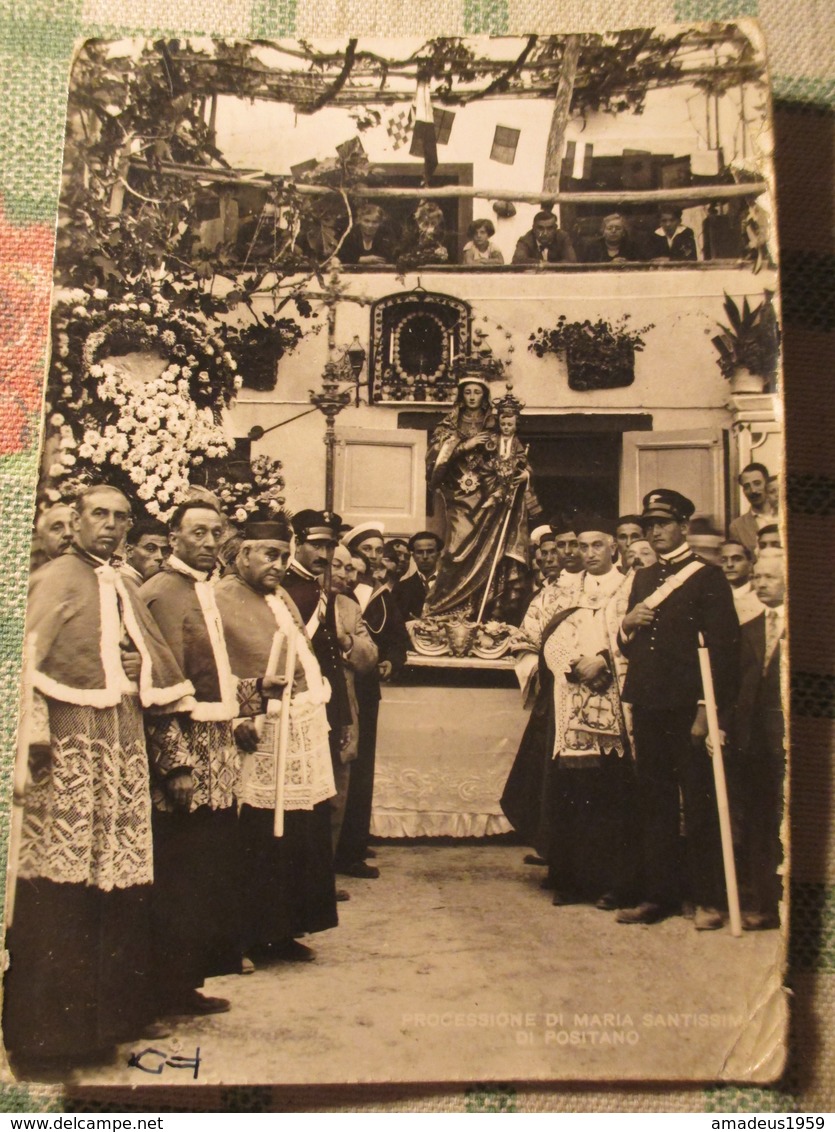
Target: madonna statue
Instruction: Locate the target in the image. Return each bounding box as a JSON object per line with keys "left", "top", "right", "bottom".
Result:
{"left": 424, "top": 378, "right": 537, "bottom": 624}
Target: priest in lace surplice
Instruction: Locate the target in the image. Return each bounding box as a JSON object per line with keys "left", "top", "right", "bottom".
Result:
{"left": 514, "top": 517, "right": 637, "bottom": 909}
{"left": 3, "top": 486, "right": 194, "bottom": 1064}
{"left": 215, "top": 515, "right": 338, "bottom": 962}
{"left": 141, "top": 500, "right": 250, "bottom": 1016}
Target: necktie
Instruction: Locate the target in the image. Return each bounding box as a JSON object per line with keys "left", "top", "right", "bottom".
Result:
{"left": 763, "top": 608, "right": 781, "bottom": 672}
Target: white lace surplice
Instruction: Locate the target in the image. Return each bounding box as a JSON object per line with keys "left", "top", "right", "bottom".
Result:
{"left": 238, "top": 698, "right": 335, "bottom": 811}
{"left": 19, "top": 695, "right": 153, "bottom": 891}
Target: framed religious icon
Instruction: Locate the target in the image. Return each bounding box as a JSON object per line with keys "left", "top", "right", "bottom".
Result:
{"left": 2, "top": 22, "right": 789, "bottom": 1091}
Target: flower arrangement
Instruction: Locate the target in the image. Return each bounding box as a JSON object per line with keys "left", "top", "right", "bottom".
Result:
{"left": 212, "top": 455, "right": 287, "bottom": 524}
{"left": 44, "top": 286, "right": 241, "bottom": 518}
{"left": 528, "top": 314, "right": 653, "bottom": 391}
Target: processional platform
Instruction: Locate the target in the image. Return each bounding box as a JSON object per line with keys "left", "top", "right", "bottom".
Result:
{"left": 371, "top": 651, "right": 527, "bottom": 839}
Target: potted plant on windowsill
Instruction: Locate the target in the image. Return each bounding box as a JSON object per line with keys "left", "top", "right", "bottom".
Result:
{"left": 711, "top": 291, "right": 780, "bottom": 394}
{"left": 528, "top": 315, "right": 653, "bottom": 391}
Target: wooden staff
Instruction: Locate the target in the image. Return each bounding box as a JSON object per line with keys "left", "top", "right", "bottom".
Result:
{"left": 271, "top": 630, "right": 297, "bottom": 838}
{"left": 698, "top": 631, "right": 742, "bottom": 937}
{"left": 476, "top": 449, "right": 528, "bottom": 625}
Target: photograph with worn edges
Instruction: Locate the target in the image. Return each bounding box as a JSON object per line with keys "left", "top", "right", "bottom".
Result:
{"left": 1, "top": 24, "right": 788, "bottom": 1088}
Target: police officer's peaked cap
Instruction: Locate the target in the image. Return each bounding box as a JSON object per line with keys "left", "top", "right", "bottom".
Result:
{"left": 291, "top": 509, "right": 342, "bottom": 542}
{"left": 640, "top": 489, "right": 695, "bottom": 523}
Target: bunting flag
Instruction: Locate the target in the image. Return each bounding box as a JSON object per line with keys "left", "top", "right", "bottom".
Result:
{"left": 409, "top": 80, "right": 438, "bottom": 178}
{"left": 490, "top": 125, "right": 521, "bottom": 165}
{"left": 563, "top": 139, "right": 594, "bottom": 180}
{"left": 386, "top": 106, "right": 414, "bottom": 150}
{"left": 433, "top": 108, "right": 455, "bottom": 146}
{"left": 336, "top": 136, "right": 365, "bottom": 162}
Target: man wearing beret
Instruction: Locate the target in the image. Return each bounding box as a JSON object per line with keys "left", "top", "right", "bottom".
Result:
{"left": 616, "top": 489, "right": 740, "bottom": 930}
{"left": 215, "top": 514, "right": 338, "bottom": 963}
{"left": 140, "top": 500, "right": 248, "bottom": 1015}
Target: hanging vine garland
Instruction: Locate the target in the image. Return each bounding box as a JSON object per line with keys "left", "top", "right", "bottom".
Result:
{"left": 45, "top": 286, "right": 243, "bottom": 518}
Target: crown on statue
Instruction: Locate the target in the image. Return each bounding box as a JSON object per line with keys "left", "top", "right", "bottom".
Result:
{"left": 452, "top": 351, "right": 505, "bottom": 385}
{"left": 493, "top": 384, "right": 525, "bottom": 416}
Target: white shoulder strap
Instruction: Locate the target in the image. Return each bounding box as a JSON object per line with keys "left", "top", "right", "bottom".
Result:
{"left": 643, "top": 559, "right": 705, "bottom": 611}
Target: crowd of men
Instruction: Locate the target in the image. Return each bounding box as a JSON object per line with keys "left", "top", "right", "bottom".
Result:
{"left": 502, "top": 462, "right": 785, "bottom": 936}
{"left": 6, "top": 487, "right": 417, "bottom": 1071}
{"left": 5, "top": 457, "right": 785, "bottom": 1071}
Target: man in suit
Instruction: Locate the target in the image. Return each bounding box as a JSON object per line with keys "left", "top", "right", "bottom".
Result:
{"left": 729, "top": 463, "right": 775, "bottom": 554}
{"left": 335, "top": 523, "right": 409, "bottom": 880}
{"left": 731, "top": 548, "right": 786, "bottom": 930}
{"left": 325, "top": 544, "right": 379, "bottom": 852}
{"left": 393, "top": 530, "right": 442, "bottom": 622}
{"left": 616, "top": 489, "right": 740, "bottom": 930}
{"left": 512, "top": 210, "right": 577, "bottom": 264}
{"left": 720, "top": 540, "right": 764, "bottom": 626}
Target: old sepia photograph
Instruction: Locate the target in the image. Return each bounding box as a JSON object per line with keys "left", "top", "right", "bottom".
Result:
{"left": 1, "top": 24, "right": 788, "bottom": 1088}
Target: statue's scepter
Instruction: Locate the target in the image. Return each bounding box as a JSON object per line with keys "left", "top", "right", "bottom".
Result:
{"left": 476, "top": 443, "right": 529, "bottom": 625}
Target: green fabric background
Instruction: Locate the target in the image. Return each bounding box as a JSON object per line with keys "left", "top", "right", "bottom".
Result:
{"left": 0, "top": 0, "right": 832, "bottom": 1112}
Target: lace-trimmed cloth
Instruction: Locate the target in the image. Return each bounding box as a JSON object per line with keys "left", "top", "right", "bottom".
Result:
{"left": 541, "top": 569, "right": 632, "bottom": 767}
{"left": 239, "top": 700, "right": 334, "bottom": 810}
{"left": 214, "top": 576, "right": 335, "bottom": 811}
{"left": 18, "top": 695, "right": 153, "bottom": 891}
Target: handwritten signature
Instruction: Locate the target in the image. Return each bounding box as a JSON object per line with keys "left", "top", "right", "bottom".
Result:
{"left": 128, "top": 1047, "right": 201, "bottom": 1080}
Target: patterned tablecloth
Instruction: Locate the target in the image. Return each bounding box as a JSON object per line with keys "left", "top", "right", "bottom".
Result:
{"left": 0, "top": 0, "right": 833, "bottom": 1114}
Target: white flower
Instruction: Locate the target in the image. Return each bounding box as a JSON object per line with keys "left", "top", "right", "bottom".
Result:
{"left": 60, "top": 452, "right": 76, "bottom": 467}
{"left": 89, "top": 364, "right": 104, "bottom": 378}
{"left": 93, "top": 288, "right": 108, "bottom": 301}
{"left": 48, "top": 462, "right": 64, "bottom": 477}
{"left": 146, "top": 500, "right": 161, "bottom": 515}
{"left": 109, "top": 453, "right": 123, "bottom": 466}
{"left": 50, "top": 413, "right": 65, "bottom": 427}
{"left": 78, "top": 444, "right": 94, "bottom": 459}
{"left": 138, "top": 303, "right": 151, "bottom": 314}
{"left": 234, "top": 376, "right": 243, "bottom": 390}
{"left": 235, "top": 507, "right": 247, "bottom": 523}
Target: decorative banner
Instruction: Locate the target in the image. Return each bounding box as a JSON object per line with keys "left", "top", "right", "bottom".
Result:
{"left": 385, "top": 106, "right": 414, "bottom": 150}
{"left": 336, "top": 135, "right": 365, "bottom": 161}
{"left": 290, "top": 157, "right": 319, "bottom": 180}
{"left": 409, "top": 80, "right": 438, "bottom": 178}
{"left": 563, "top": 139, "right": 594, "bottom": 180}
{"left": 433, "top": 108, "right": 455, "bottom": 146}
{"left": 490, "top": 124, "right": 521, "bottom": 165}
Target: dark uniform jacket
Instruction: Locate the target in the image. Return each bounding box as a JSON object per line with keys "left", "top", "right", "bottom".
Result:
{"left": 393, "top": 571, "right": 432, "bottom": 622}
{"left": 620, "top": 551, "right": 740, "bottom": 714}
{"left": 282, "top": 565, "right": 353, "bottom": 750}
